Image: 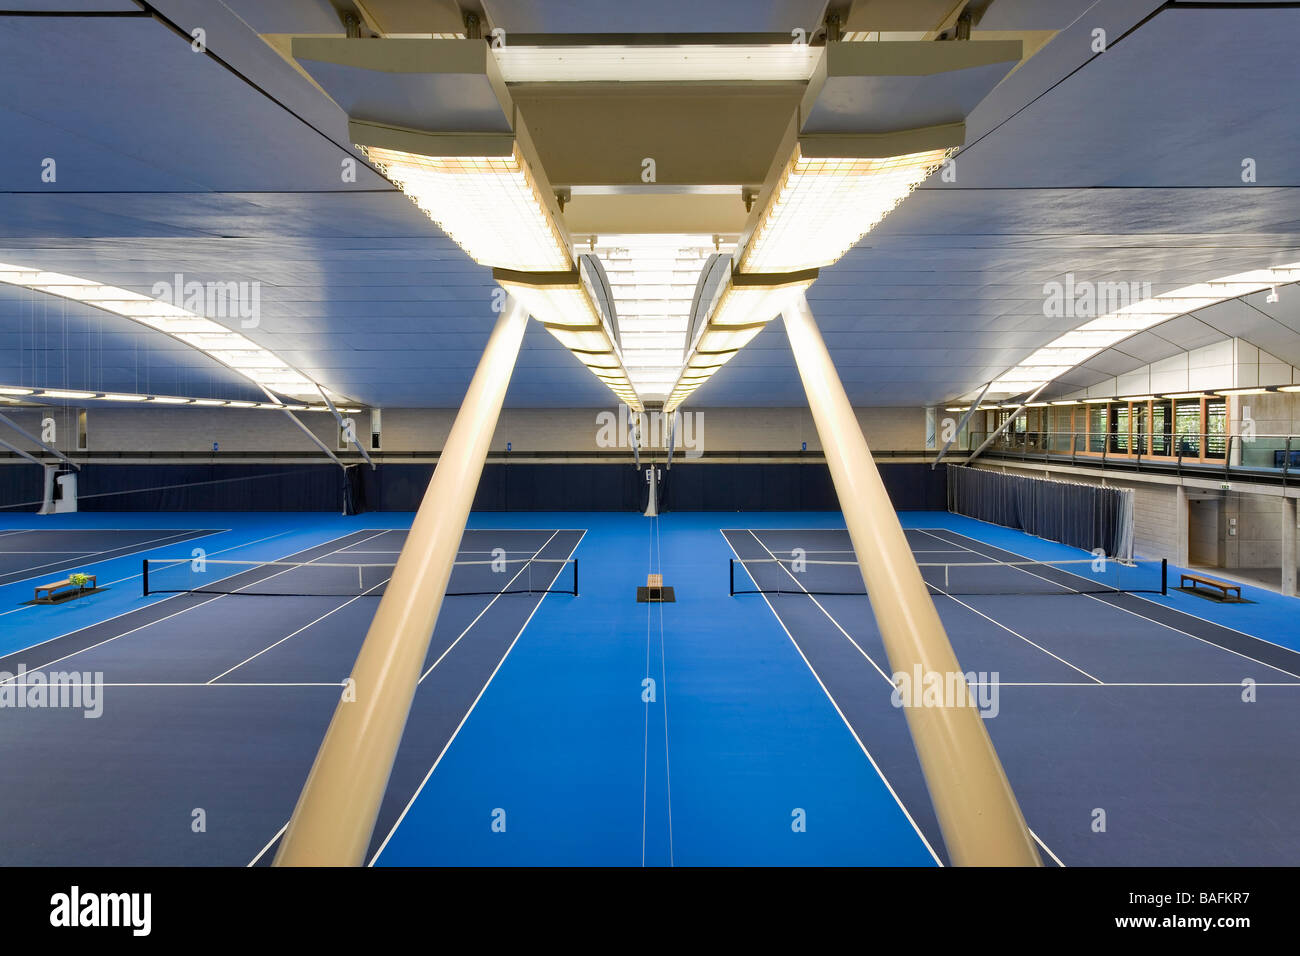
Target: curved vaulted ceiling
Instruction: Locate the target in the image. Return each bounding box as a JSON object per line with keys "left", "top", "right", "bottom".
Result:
{"left": 0, "top": 0, "right": 1297, "bottom": 409}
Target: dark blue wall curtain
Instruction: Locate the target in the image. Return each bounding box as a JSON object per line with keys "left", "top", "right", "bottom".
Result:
{"left": 0, "top": 461, "right": 948, "bottom": 513}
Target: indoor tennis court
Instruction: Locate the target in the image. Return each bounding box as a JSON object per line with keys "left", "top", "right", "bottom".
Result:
{"left": 2, "top": 0, "right": 1299, "bottom": 903}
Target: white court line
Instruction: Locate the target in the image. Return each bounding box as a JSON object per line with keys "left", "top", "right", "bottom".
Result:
{"left": 0, "top": 528, "right": 295, "bottom": 623}
{"left": 417, "top": 530, "right": 562, "bottom": 682}
{"left": 0, "top": 530, "right": 391, "bottom": 682}
{"left": 656, "top": 514, "right": 674, "bottom": 867}
{"left": 922, "top": 530, "right": 1300, "bottom": 681}
{"left": 0, "top": 529, "right": 224, "bottom": 588}
{"left": 742, "top": 528, "right": 1069, "bottom": 868}
{"left": 947, "top": 528, "right": 1300, "bottom": 660}
{"left": 1, "top": 681, "right": 346, "bottom": 688}
{"left": 965, "top": 681, "right": 1300, "bottom": 687}
{"left": 642, "top": 520, "right": 652, "bottom": 867}
{"left": 366, "top": 530, "right": 586, "bottom": 867}
{"left": 743, "top": 527, "right": 1098, "bottom": 684}
{"left": 248, "top": 824, "right": 288, "bottom": 867}
{"left": 205, "top": 575, "right": 392, "bottom": 683}
{"left": 0, "top": 528, "right": 293, "bottom": 624}
{"left": 722, "top": 529, "right": 943, "bottom": 867}
{"left": 746, "top": 530, "right": 894, "bottom": 685}
{"left": 925, "top": 584, "right": 1103, "bottom": 684}
{"left": 1030, "top": 829, "right": 1065, "bottom": 867}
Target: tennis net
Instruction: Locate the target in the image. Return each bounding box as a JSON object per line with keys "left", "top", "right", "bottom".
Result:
{"left": 144, "top": 555, "right": 578, "bottom": 598}
{"left": 729, "top": 555, "right": 1166, "bottom": 597}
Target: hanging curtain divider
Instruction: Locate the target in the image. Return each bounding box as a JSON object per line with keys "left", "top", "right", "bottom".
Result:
{"left": 947, "top": 465, "right": 1135, "bottom": 560}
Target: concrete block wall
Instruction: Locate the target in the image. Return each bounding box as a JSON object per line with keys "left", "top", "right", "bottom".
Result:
{"left": 0, "top": 404, "right": 926, "bottom": 456}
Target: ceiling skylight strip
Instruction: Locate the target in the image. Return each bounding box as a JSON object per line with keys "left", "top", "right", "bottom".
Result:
{"left": 0, "top": 384, "right": 360, "bottom": 412}
{"left": 0, "top": 263, "right": 331, "bottom": 402}
{"left": 990, "top": 262, "right": 1300, "bottom": 394}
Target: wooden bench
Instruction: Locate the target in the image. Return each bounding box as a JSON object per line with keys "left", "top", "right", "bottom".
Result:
{"left": 34, "top": 575, "right": 96, "bottom": 604}
{"left": 1180, "top": 572, "right": 1240, "bottom": 601}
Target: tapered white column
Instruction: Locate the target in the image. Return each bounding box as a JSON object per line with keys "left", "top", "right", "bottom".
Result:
{"left": 275, "top": 296, "right": 530, "bottom": 866}
{"left": 782, "top": 291, "right": 1040, "bottom": 866}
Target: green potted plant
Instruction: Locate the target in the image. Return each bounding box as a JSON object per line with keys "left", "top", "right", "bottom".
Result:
{"left": 68, "top": 572, "right": 90, "bottom": 592}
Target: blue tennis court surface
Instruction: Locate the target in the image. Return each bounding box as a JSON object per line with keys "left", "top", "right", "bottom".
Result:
{"left": 0, "top": 528, "right": 223, "bottom": 588}
{"left": 0, "top": 511, "right": 1297, "bottom": 866}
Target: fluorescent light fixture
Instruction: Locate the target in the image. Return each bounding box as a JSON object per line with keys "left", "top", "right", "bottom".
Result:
{"left": 191, "top": 399, "right": 227, "bottom": 407}
{"left": 1050, "top": 400, "right": 1081, "bottom": 406}
{"left": 1118, "top": 395, "right": 1157, "bottom": 402}
{"left": 361, "top": 146, "right": 570, "bottom": 272}
{"left": 593, "top": 234, "right": 734, "bottom": 401}
{"left": 1160, "top": 392, "right": 1210, "bottom": 400}
{"left": 494, "top": 268, "right": 642, "bottom": 412}
{"left": 225, "top": 401, "right": 258, "bottom": 408}
{"left": 738, "top": 145, "right": 953, "bottom": 274}
{"left": 41, "top": 389, "right": 95, "bottom": 399}
{"left": 1024, "top": 401, "right": 1050, "bottom": 407}
{"left": 100, "top": 393, "right": 149, "bottom": 402}
{"left": 665, "top": 269, "right": 817, "bottom": 413}
{"left": 0, "top": 262, "right": 335, "bottom": 402}
{"left": 1083, "top": 398, "right": 1111, "bottom": 404}
{"left": 1278, "top": 385, "right": 1300, "bottom": 393}
{"left": 1216, "top": 387, "right": 1270, "bottom": 396}
{"left": 0, "top": 387, "right": 34, "bottom": 395}
{"left": 493, "top": 45, "right": 821, "bottom": 83}
{"left": 992, "top": 261, "right": 1300, "bottom": 392}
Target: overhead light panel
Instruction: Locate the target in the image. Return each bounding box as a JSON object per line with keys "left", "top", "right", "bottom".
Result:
{"left": 361, "top": 146, "right": 570, "bottom": 272}
{"left": 738, "top": 144, "right": 953, "bottom": 274}
{"left": 665, "top": 269, "right": 817, "bottom": 413}
{"left": 493, "top": 268, "right": 642, "bottom": 411}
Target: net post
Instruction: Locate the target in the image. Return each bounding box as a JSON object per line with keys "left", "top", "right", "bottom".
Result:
{"left": 142, "top": 559, "right": 149, "bottom": 596}
{"left": 1161, "top": 558, "right": 1167, "bottom": 595}
{"left": 572, "top": 558, "right": 578, "bottom": 597}
{"left": 729, "top": 558, "right": 734, "bottom": 596}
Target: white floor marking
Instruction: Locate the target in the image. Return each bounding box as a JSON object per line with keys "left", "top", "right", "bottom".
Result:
{"left": 722, "top": 530, "right": 944, "bottom": 867}
{"left": 366, "top": 530, "right": 586, "bottom": 867}
{"left": 924, "top": 529, "right": 1300, "bottom": 681}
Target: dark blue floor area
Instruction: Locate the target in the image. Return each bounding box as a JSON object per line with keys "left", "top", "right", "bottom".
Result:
{"left": 2, "top": 511, "right": 1297, "bottom": 866}
{"left": 0, "top": 527, "right": 222, "bottom": 587}
{"left": 0, "top": 520, "right": 581, "bottom": 866}
{"left": 725, "top": 522, "right": 1300, "bottom": 866}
